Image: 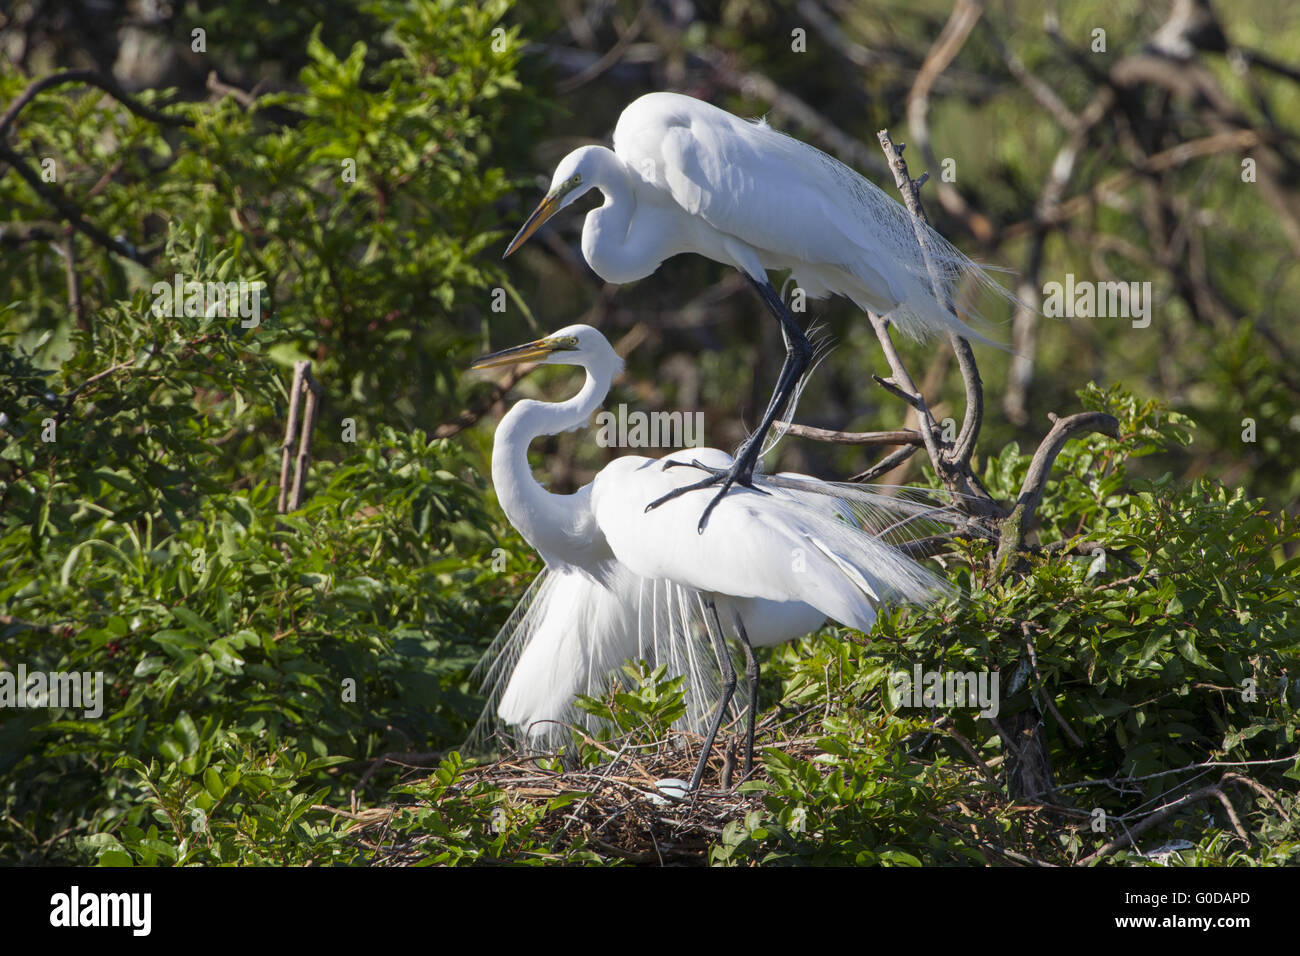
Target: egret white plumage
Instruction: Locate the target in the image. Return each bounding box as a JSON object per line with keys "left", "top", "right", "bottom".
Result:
{"left": 504, "top": 91, "right": 1012, "bottom": 531}
{"left": 470, "top": 324, "right": 964, "bottom": 790}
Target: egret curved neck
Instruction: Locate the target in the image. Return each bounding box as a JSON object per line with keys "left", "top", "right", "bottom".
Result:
{"left": 579, "top": 151, "right": 660, "bottom": 284}
{"left": 492, "top": 364, "right": 613, "bottom": 562}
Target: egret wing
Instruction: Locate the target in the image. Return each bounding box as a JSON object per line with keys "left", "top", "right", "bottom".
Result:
{"left": 590, "top": 451, "right": 957, "bottom": 634}
{"left": 614, "top": 92, "right": 1015, "bottom": 339}
{"left": 617, "top": 96, "right": 883, "bottom": 285}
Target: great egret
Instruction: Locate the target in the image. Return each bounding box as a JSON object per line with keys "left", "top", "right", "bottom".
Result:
{"left": 504, "top": 91, "right": 1011, "bottom": 532}
{"left": 470, "top": 324, "right": 962, "bottom": 790}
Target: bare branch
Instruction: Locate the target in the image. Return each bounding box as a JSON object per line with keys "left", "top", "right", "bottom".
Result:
{"left": 1079, "top": 784, "right": 1226, "bottom": 866}
{"left": 773, "top": 421, "right": 923, "bottom": 446}
{"left": 873, "top": 129, "right": 998, "bottom": 514}
{"left": 62, "top": 232, "right": 86, "bottom": 333}
{"left": 435, "top": 363, "right": 537, "bottom": 439}
{"left": 848, "top": 444, "right": 919, "bottom": 483}
{"left": 1234, "top": 45, "right": 1300, "bottom": 86}
{"left": 290, "top": 365, "right": 324, "bottom": 512}
{"left": 996, "top": 412, "right": 1119, "bottom": 565}
{"left": 904, "top": 0, "right": 992, "bottom": 242}
{"left": 981, "top": 19, "right": 1079, "bottom": 131}
{"left": 1003, "top": 85, "right": 1114, "bottom": 424}
{"left": 1017, "top": 412, "right": 1119, "bottom": 524}
{"left": 205, "top": 71, "right": 260, "bottom": 110}
{"left": 1002, "top": 129, "right": 1265, "bottom": 242}
{"left": 794, "top": 0, "right": 997, "bottom": 97}
{"left": 1220, "top": 772, "right": 1291, "bottom": 821}
{"left": 556, "top": 2, "right": 651, "bottom": 94}
{"left": 1213, "top": 789, "right": 1249, "bottom": 844}
{"left": 278, "top": 363, "right": 307, "bottom": 515}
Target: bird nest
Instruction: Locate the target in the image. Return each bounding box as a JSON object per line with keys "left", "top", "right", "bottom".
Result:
{"left": 342, "top": 723, "right": 827, "bottom": 866}
{"left": 330, "top": 707, "right": 1061, "bottom": 865}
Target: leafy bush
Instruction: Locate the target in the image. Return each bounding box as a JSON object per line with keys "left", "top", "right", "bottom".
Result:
{"left": 575, "top": 661, "right": 690, "bottom": 748}
{"left": 712, "top": 385, "right": 1300, "bottom": 866}
{"left": 0, "top": 246, "right": 505, "bottom": 860}
{"left": 1, "top": 0, "right": 533, "bottom": 865}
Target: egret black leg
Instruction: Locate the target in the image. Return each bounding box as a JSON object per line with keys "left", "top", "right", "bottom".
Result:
{"left": 646, "top": 275, "right": 814, "bottom": 533}
{"left": 733, "top": 610, "right": 759, "bottom": 779}
{"left": 688, "top": 597, "right": 737, "bottom": 793}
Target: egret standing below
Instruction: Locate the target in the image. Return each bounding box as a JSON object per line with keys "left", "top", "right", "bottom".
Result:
{"left": 504, "top": 91, "right": 1011, "bottom": 531}
{"left": 471, "top": 324, "right": 961, "bottom": 790}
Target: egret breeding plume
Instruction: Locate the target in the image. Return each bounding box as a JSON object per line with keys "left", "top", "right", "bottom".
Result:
{"left": 504, "top": 91, "right": 1012, "bottom": 531}
{"left": 470, "top": 324, "right": 963, "bottom": 790}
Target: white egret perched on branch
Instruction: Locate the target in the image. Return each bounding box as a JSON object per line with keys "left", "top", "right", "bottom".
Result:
{"left": 470, "top": 324, "right": 963, "bottom": 790}
{"left": 504, "top": 91, "right": 1012, "bottom": 532}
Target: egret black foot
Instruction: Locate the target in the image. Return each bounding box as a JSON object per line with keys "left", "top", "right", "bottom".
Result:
{"left": 643, "top": 459, "right": 767, "bottom": 533}
{"left": 658, "top": 457, "right": 726, "bottom": 476}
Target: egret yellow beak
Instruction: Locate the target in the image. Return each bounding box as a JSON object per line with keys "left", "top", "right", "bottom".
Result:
{"left": 470, "top": 338, "right": 559, "bottom": 369}
{"left": 504, "top": 192, "right": 561, "bottom": 257}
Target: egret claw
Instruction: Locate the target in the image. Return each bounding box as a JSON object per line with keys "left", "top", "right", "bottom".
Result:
{"left": 661, "top": 457, "right": 720, "bottom": 474}
{"left": 643, "top": 471, "right": 723, "bottom": 513}
{"left": 695, "top": 480, "right": 735, "bottom": 533}
{"left": 642, "top": 459, "right": 769, "bottom": 528}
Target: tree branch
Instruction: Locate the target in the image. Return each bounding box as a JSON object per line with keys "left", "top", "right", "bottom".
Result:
{"left": 1018, "top": 412, "right": 1119, "bottom": 523}
{"left": 0, "top": 140, "right": 152, "bottom": 264}
{"left": 0, "top": 70, "right": 192, "bottom": 265}
{"left": 0, "top": 69, "right": 192, "bottom": 137}
{"left": 435, "top": 363, "right": 537, "bottom": 439}
{"left": 848, "top": 444, "right": 919, "bottom": 483}
{"left": 774, "top": 421, "right": 923, "bottom": 446}
{"left": 904, "top": 0, "right": 992, "bottom": 242}
{"left": 996, "top": 412, "right": 1119, "bottom": 565}
{"left": 1079, "top": 783, "right": 1226, "bottom": 866}
{"left": 873, "top": 129, "right": 999, "bottom": 515}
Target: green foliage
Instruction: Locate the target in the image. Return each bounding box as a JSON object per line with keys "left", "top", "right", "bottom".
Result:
{"left": 1, "top": 0, "right": 536, "bottom": 865}
{"left": 711, "top": 720, "right": 986, "bottom": 866}
{"left": 728, "top": 384, "right": 1300, "bottom": 866}
{"left": 575, "top": 660, "right": 689, "bottom": 747}
{"left": 1, "top": 217, "right": 508, "bottom": 868}
{"left": 3, "top": 0, "right": 525, "bottom": 433}
{"left": 97, "top": 747, "right": 352, "bottom": 866}
{"left": 383, "top": 752, "right": 594, "bottom": 865}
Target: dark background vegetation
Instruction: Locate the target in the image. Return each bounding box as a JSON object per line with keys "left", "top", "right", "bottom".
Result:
{"left": 1, "top": 0, "right": 1296, "bottom": 865}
